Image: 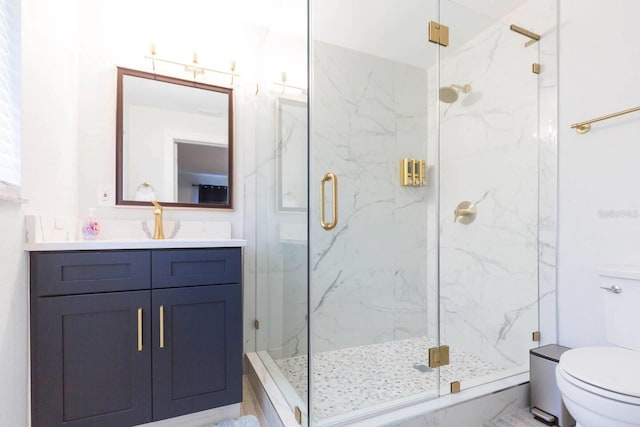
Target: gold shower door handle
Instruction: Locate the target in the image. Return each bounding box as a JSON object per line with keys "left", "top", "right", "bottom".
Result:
{"left": 320, "top": 173, "right": 338, "bottom": 230}
{"left": 137, "top": 308, "right": 143, "bottom": 352}
{"left": 159, "top": 305, "right": 165, "bottom": 349}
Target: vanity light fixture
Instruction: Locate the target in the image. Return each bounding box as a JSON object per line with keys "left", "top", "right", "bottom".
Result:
{"left": 280, "top": 71, "right": 287, "bottom": 94}
{"left": 150, "top": 43, "right": 157, "bottom": 71}
{"left": 145, "top": 43, "right": 239, "bottom": 85}
{"left": 185, "top": 52, "right": 205, "bottom": 79}
{"left": 230, "top": 60, "right": 236, "bottom": 85}
{"left": 272, "top": 70, "right": 307, "bottom": 95}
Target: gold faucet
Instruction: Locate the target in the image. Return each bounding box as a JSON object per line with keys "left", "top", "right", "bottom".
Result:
{"left": 151, "top": 200, "right": 165, "bottom": 239}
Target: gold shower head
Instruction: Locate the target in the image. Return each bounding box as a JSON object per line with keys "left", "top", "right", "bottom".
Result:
{"left": 439, "top": 84, "right": 471, "bottom": 103}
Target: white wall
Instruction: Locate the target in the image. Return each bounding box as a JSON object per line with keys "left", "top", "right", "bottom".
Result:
{"left": 21, "top": 0, "right": 260, "bottom": 229}
{"left": 0, "top": 3, "right": 26, "bottom": 425}
{"left": 558, "top": 0, "right": 640, "bottom": 347}
{"left": 73, "top": 0, "right": 249, "bottom": 233}
{"left": 2, "top": 1, "right": 84, "bottom": 425}
{"left": 14, "top": 7, "right": 306, "bottom": 425}
{"left": 0, "top": 204, "right": 28, "bottom": 427}
{"left": 22, "top": 0, "right": 79, "bottom": 215}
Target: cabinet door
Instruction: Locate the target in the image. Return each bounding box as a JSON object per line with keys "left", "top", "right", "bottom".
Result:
{"left": 152, "top": 284, "right": 242, "bottom": 421}
{"left": 31, "top": 292, "right": 152, "bottom": 427}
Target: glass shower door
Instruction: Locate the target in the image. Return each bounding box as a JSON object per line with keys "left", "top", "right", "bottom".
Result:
{"left": 255, "top": 93, "right": 310, "bottom": 420}
{"left": 436, "top": 1, "right": 541, "bottom": 395}
{"left": 309, "top": 0, "right": 439, "bottom": 424}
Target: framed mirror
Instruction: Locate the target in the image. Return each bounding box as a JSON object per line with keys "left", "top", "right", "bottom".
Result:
{"left": 116, "top": 67, "right": 234, "bottom": 208}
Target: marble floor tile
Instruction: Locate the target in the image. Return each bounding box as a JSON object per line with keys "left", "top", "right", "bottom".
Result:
{"left": 486, "top": 408, "right": 553, "bottom": 427}
{"left": 241, "top": 375, "right": 271, "bottom": 427}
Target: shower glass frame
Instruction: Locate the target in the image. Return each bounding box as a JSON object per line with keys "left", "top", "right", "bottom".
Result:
{"left": 252, "top": 0, "right": 557, "bottom": 425}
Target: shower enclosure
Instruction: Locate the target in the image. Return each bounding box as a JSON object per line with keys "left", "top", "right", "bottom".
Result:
{"left": 252, "top": 0, "right": 557, "bottom": 425}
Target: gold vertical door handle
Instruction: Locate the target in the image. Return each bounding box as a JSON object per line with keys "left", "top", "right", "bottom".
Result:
{"left": 159, "top": 305, "right": 165, "bottom": 349}
{"left": 137, "top": 308, "right": 143, "bottom": 352}
{"left": 320, "top": 173, "right": 338, "bottom": 230}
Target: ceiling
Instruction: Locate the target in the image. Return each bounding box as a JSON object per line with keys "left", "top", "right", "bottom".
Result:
{"left": 124, "top": 0, "right": 530, "bottom": 112}
{"left": 243, "top": 0, "right": 528, "bottom": 69}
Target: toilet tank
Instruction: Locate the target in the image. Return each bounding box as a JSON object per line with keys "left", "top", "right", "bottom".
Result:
{"left": 598, "top": 266, "right": 640, "bottom": 350}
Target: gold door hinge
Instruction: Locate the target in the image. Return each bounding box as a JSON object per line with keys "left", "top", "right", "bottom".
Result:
{"left": 428, "top": 21, "right": 449, "bottom": 47}
{"left": 254, "top": 319, "right": 260, "bottom": 330}
{"left": 532, "top": 331, "right": 541, "bottom": 342}
{"left": 428, "top": 345, "right": 450, "bottom": 368}
{"left": 532, "top": 63, "right": 541, "bottom": 74}
{"left": 450, "top": 381, "right": 461, "bottom": 393}
{"left": 294, "top": 406, "right": 302, "bottom": 424}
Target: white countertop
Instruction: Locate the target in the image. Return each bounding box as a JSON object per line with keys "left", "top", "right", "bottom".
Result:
{"left": 25, "top": 238, "right": 247, "bottom": 251}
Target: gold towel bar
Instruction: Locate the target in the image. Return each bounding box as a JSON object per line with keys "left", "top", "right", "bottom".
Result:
{"left": 571, "top": 105, "right": 640, "bottom": 134}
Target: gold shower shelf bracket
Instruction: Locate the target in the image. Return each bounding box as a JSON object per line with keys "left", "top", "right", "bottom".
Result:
{"left": 571, "top": 105, "right": 640, "bottom": 134}
{"left": 510, "top": 24, "right": 540, "bottom": 47}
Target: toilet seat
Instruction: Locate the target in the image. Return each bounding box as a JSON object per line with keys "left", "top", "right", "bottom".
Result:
{"left": 558, "top": 347, "right": 640, "bottom": 404}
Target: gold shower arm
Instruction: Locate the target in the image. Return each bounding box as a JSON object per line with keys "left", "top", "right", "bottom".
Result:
{"left": 510, "top": 25, "right": 540, "bottom": 41}
{"left": 571, "top": 105, "right": 640, "bottom": 134}
{"left": 510, "top": 24, "right": 540, "bottom": 47}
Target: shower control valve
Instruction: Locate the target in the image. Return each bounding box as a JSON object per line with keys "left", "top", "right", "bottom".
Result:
{"left": 454, "top": 201, "right": 477, "bottom": 224}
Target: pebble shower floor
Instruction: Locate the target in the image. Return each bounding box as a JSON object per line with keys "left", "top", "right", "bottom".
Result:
{"left": 275, "top": 336, "right": 505, "bottom": 419}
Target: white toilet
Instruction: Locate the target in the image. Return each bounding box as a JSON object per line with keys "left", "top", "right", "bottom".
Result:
{"left": 556, "top": 267, "right": 640, "bottom": 427}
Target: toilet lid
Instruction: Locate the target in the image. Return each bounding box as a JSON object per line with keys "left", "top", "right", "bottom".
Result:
{"left": 559, "top": 347, "right": 640, "bottom": 398}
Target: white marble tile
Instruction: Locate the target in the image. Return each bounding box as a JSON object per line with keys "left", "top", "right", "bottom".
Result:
{"left": 488, "top": 408, "right": 551, "bottom": 427}
{"left": 389, "top": 383, "right": 530, "bottom": 427}
{"left": 306, "top": 9, "right": 555, "bottom": 364}
{"left": 430, "top": 3, "right": 556, "bottom": 371}
{"left": 309, "top": 41, "right": 432, "bottom": 352}
{"left": 23, "top": 214, "right": 233, "bottom": 243}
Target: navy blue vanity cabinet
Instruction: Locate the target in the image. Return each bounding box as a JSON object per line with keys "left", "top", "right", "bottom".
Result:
{"left": 30, "top": 247, "right": 243, "bottom": 427}
{"left": 30, "top": 250, "right": 152, "bottom": 427}
{"left": 152, "top": 284, "right": 242, "bottom": 420}
{"left": 151, "top": 249, "right": 243, "bottom": 420}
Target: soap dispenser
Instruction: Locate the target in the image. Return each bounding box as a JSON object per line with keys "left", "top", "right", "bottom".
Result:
{"left": 82, "top": 208, "right": 101, "bottom": 240}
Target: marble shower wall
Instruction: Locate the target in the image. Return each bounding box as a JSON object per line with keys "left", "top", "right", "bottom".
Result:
{"left": 253, "top": 0, "right": 557, "bottom": 369}
{"left": 310, "top": 42, "right": 433, "bottom": 353}
{"left": 433, "top": 0, "right": 557, "bottom": 371}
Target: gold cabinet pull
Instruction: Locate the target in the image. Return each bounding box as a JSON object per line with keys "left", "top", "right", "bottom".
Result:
{"left": 159, "top": 305, "right": 165, "bottom": 349}
{"left": 320, "top": 173, "right": 338, "bottom": 230}
{"left": 137, "top": 308, "right": 143, "bottom": 352}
